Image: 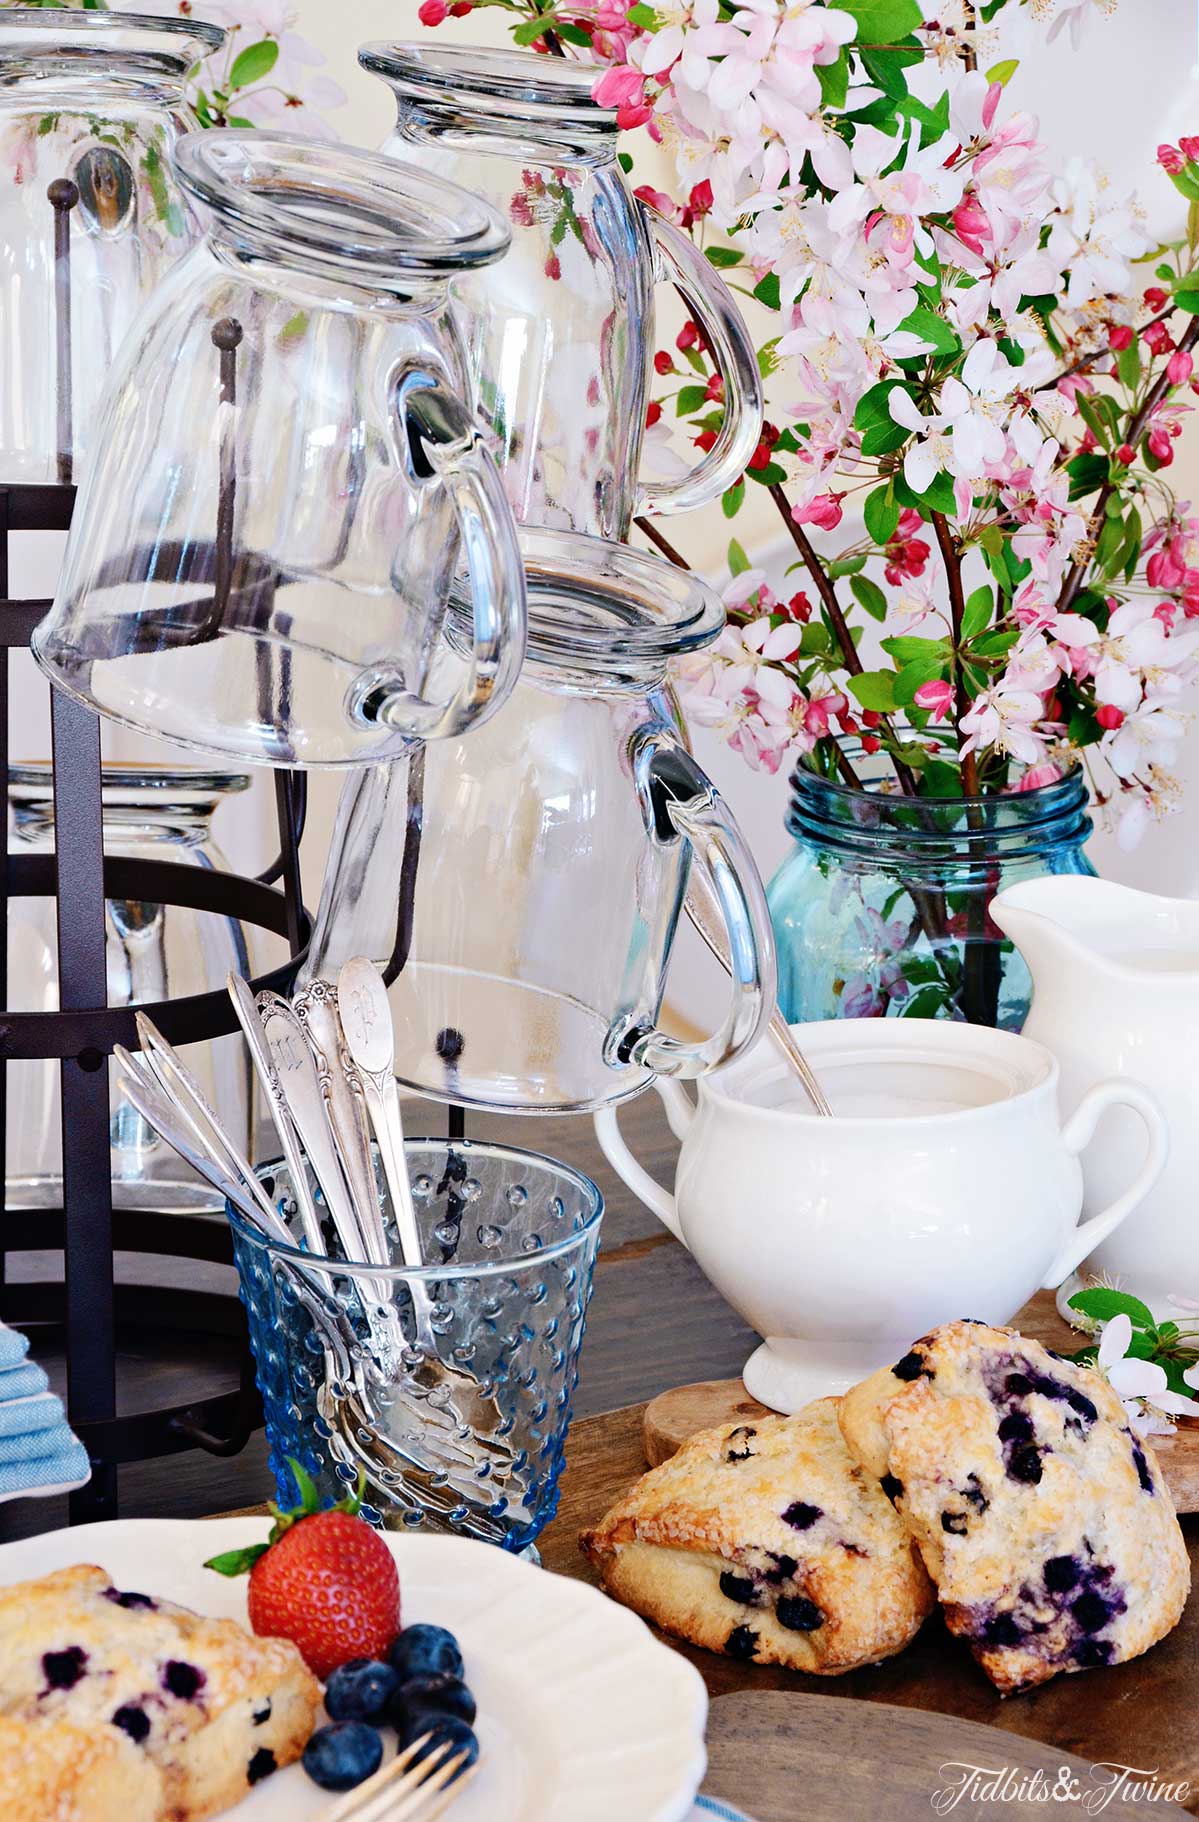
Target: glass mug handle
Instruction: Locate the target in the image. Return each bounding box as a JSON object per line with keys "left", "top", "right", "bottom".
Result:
{"left": 636, "top": 208, "right": 764, "bottom": 519}
{"left": 378, "top": 372, "right": 528, "bottom": 739}
{"left": 620, "top": 730, "right": 775, "bottom": 1079}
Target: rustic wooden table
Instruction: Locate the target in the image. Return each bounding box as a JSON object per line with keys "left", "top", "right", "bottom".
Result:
{"left": 2, "top": 1093, "right": 1195, "bottom": 1816}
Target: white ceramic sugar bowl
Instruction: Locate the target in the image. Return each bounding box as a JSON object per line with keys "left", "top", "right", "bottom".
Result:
{"left": 596, "top": 1020, "right": 1168, "bottom": 1410}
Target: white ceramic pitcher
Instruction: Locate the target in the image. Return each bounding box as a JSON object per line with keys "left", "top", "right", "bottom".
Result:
{"left": 992, "top": 876, "right": 1199, "bottom": 1318}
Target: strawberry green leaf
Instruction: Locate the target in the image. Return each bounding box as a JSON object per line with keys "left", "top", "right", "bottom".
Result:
{"left": 204, "top": 1544, "right": 269, "bottom": 1578}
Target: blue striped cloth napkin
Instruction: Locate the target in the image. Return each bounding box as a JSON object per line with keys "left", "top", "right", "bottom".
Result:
{"left": 0, "top": 1322, "right": 89, "bottom": 1502}
{"left": 690, "top": 1801, "right": 753, "bottom": 1820}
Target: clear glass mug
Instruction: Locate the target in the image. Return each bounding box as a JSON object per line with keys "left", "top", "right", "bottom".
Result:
{"left": 305, "top": 529, "right": 776, "bottom": 1112}
{"left": 361, "top": 43, "right": 763, "bottom": 537}
{"left": 0, "top": 9, "right": 224, "bottom": 484}
{"left": 32, "top": 131, "right": 529, "bottom": 768}
{"left": 6, "top": 762, "right": 262, "bottom": 1211}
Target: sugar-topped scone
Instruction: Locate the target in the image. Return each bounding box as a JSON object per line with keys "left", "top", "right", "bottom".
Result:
{"left": 580, "top": 1397, "right": 935, "bottom": 1673}
{"left": 0, "top": 1563, "right": 321, "bottom": 1819}
{"left": 838, "top": 1320, "right": 1190, "bottom": 1694}
{"left": 0, "top": 1712, "right": 163, "bottom": 1822}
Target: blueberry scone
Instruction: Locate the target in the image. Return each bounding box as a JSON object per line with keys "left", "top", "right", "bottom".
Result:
{"left": 580, "top": 1398, "right": 936, "bottom": 1672}
{"left": 0, "top": 1713, "right": 163, "bottom": 1822}
{"left": 838, "top": 1320, "right": 1190, "bottom": 1693}
{"left": 0, "top": 1563, "right": 321, "bottom": 1819}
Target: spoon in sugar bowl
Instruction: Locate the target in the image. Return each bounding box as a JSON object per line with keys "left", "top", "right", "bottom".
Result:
{"left": 685, "top": 873, "right": 833, "bottom": 1116}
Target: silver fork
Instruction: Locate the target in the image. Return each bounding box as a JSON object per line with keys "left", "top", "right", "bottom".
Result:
{"left": 320, "top": 1735, "right": 476, "bottom": 1822}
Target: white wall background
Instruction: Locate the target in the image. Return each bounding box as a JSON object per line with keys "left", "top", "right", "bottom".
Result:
{"left": 13, "top": 0, "right": 1199, "bottom": 1028}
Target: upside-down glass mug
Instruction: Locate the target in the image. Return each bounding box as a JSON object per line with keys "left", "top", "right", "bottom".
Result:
{"left": 32, "top": 131, "right": 528, "bottom": 767}
{"left": 0, "top": 8, "right": 224, "bottom": 483}
{"left": 361, "top": 43, "right": 763, "bottom": 537}
{"left": 305, "top": 529, "right": 776, "bottom": 1112}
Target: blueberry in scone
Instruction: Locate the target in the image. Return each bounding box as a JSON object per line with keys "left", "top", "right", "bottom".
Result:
{"left": 0, "top": 1563, "right": 321, "bottom": 1820}
{"left": 838, "top": 1319, "right": 1190, "bottom": 1694}
{"left": 579, "top": 1397, "right": 935, "bottom": 1673}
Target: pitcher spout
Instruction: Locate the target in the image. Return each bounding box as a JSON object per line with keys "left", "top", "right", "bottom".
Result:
{"left": 992, "top": 875, "right": 1199, "bottom": 986}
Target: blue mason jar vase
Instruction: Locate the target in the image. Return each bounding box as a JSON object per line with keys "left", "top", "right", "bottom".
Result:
{"left": 767, "top": 755, "right": 1095, "bottom": 1029}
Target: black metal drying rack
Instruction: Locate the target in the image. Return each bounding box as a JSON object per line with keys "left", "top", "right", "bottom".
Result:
{"left": 0, "top": 179, "right": 311, "bottom": 1524}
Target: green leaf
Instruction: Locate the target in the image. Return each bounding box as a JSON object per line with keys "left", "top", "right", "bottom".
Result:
{"left": 228, "top": 37, "right": 279, "bottom": 89}
{"left": 854, "top": 379, "right": 910, "bottom": 458}
{"left": 838, "top": 0, "right": 922, "bottom": 44}
{"left": 894, "top": 304, "right": 961, "bottom": 358}
{"left": 817, "top": 49, "right": 849, "bottom": 109}
{"left": 961, "top": 586, "right": 993, "bottom": 641}
{"left": 892, "top": 468, "right": 957, "bottom": 514}
{"left": 899, "top": 983, "right": 953, "bottom": 1019}
{"left": 799, "top": 623, "right": 832, "bottom": 656}
{"left": 625, "top": 2, "right": 658, "bottom": 23}
{"left": 745, "top": 460, "right": 788, "bottom": 486}
{"left": 847, "top": 670, "right": 898, "bottom": 712}
{"left": 512, "top": 15, "right": 556, "bottom": 42}
{"left": 704, "top": 245, "right": 742, "bottom": 269}
{"left": 828, "top": 553, "right": 867, "bottom": 578}
{"left": 920, "top": 758, "right": 963, "bottom": 798}
{"left": 1116, "top": 337, "right": 1142, "bottom": 391}
{"left": 752, "top": 272, "right": 780, "bottom": 311}
{"left": 971, "top": 628, "right": 1018, "bottom": 658}
{"left": 554, "top": 20, "right": 594, "bottom": 44}
{"left": 204, "top": 1543, "right": 269, "bottom": 1577}
{"left": 1066, "top": 451, "right": 1109, "bottom": 500}
{"left": 864, "top": 484, "right": 900, "bottom": 547}
{"left": 722, "top": 481, "right": 744, "bottom": 519}
{"left": 727, "top": 538, "right": 751, "bottom": 576}
{"left": 1172, "top": 273, "right": 1199, "bottom": 315}
{"left": 675, "top": 384, "right": 708, "bottom": 417}
{"left": 882, "top": 634, "right": 950, "bottom": 666}
{"left": 1167, "top": 166, "right": 1199, "bottom": 206}
{"left": 1073, "top": 392, "right": 1111, "bottom": 451}
{"left": 893, "top": 656, "right": 944, "bottom": 705}
{"left": 985, "top": 57, "right": 1019, "bottom": 85}
{"left": 1068, "top": 1287, "right": 1156, "bottom": 1331}
{"left": 617, "top": 152, "right": 634, "bottom": 175}
{"left": 860, "top": 39, "right": 922, "bottom": 99}
{"left": 851, "top": 574, "right": 889, "bottom": 621}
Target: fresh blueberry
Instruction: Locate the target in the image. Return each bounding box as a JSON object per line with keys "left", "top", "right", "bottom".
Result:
{"left": 247, "top": 1748, "right": 277, "bottom": 1785}
{"left": 775, "top": 1596, "right": 823, "bottom": 1633}
{"left": 398, "top": 1714, "right": 479, "bottom": 1780}
{"left": 302, "top": 1721, "right": 384, "bottom": 1793}
{"left": 388, "top": 1624, "right": 464, "bottom": 1683}
{"left": 724, "top": 1625, "right": 759, "bottom": 1660}
{"left": 162, "top": 1661, "right": 205, "bottom": 1701}
{"left": 325, "top": 1658, "right": 399, "bottom": 1723}
{"left": 880, "top": 1474, "right": 904, "bottom": 1504}
{"left": 892, "top": 1351, "right": 928, "bottom": 1382}
{"left": 719, "top": 1572, "right": 758, "bottom": 1606}
{"left": 1043, "top": 1555, "right": 1080, "bottom": 1594}
{"left": 781, "top": 1501, "right": 822, "bottom": 1531}
{"left": 42, "top": 1647, "right": 87, "bottom": 1691}
{"left": 391, "top": 1673, "right": 477, "bottom": 1730}
{"left": 112, "top": 1704, "right": 150, "bottom": 1743}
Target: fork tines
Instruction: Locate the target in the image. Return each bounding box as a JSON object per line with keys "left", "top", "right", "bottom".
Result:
{"left": 321, "top": 1734, "right": 476, "bottom": 1822}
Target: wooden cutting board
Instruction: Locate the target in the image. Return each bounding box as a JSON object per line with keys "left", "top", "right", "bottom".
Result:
{"left": 702, "top": 1692, "right": 1188, "bottom": 1818}
{"left": 643, "top": 1292, "right": 1199, "bottom": 1513}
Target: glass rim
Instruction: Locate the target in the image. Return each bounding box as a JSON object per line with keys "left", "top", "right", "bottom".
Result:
{"left": 792, "top": 748, "right": 1089, "bottom": 818}
{"left": 228, "top": 1134, "right": 604, "bottom": 1280}
{"left": 454, "top": 527, "right": 725, "bottom": 672}
{"left": 9, "top": 760, "right": 250, "bottom": 794}
{"left": 174, "top": 130, "right": 511, "bottom": 280}
{"left": 359, "top": 41, "right": 616, "bottom": 128}
{"left": 0, "top": 9, "right": 224, "bottom": 60}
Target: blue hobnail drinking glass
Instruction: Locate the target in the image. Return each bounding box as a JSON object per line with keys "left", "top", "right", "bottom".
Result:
{"left": 230, "top": 1136, "right": 602, "bottom": 1554}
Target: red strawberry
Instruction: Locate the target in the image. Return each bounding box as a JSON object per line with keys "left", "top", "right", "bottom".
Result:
{"left": 206, "top": 1464, "right": 400, "bottom": 1679}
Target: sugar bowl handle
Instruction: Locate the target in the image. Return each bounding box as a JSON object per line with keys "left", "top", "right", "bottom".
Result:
{"left": 594, "top": 1083, "right": 696, "bottom": 1243}
{"left": 389, "top": 372, "right": 527, "bottom": 737}
{"left": 637, "top": 209, "right": 763, "bottom": 519}
{"left": 622, "top": 730, "right": 774, "bottom": 1081}
{"left": 1043, "top": 1079, "right": 1170, "bottom": 1288}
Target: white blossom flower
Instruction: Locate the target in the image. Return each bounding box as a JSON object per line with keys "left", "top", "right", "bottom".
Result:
{"left": 1099, "top": 1313, "right": 1199, "bottom": 1437}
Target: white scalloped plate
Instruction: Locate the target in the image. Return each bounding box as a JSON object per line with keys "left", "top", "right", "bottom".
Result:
{"left": 0, "top": 1518, "right": 707, "bottom": 1822}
